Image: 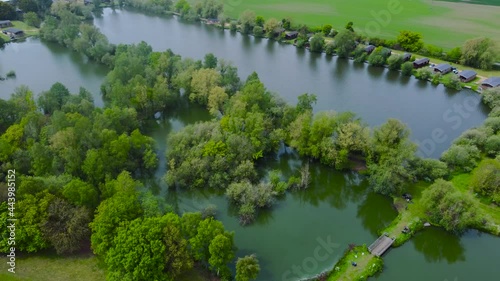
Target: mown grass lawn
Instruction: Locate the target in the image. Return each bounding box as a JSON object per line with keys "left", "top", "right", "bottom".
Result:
{"left": 220, "top": 0, "right": 500, "bottom": 49}
{"left": 0, "top": 254, "right": 105, "bottom": 281}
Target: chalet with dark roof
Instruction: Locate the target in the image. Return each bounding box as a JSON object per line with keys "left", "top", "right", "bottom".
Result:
{"left": 365, "top": 45, "right": 375, "bottom": 54}
{"left": 2, "top": 27, "right": 23, "bottom": 37}
{"left": 402, "top": 53, "right": 411, "bottom": 62}
{"left": 0, "top": 20, "right": 12, "bottom": 28}
{"left": 413, "top": 58, "right": 430, "bottom": 68}
{"left": 459, "top": 70, "right": 477, "bottom": 83}
{"left": 434, "top": 64, "right": 452, "bottom": 74}
{"left": 285, "top": 31, "right": 298, "bottom": 40}
{"left": 481, "top": 77, "right": 500, "bottom": 89}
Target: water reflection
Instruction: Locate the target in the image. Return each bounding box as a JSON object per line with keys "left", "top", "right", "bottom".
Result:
{"left": 357, "top": 193, "right": 398, "bottom": 236}
{"left": 412, "top": 227, "right": 465, "bottom": 264}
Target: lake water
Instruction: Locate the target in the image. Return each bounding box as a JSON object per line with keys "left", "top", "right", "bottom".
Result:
{"left": 0, "top": 7, "right": 497, "bottom": 281}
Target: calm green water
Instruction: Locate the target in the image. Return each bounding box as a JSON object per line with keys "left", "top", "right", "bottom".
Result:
{"left": 377, "top": 228, "right": 500, "bottom": 281}
{"left": 0, "top": 7, "right": 497, "bottom": 281}
{"left": 0, "top": 37, "right": 108, "bottom": 106}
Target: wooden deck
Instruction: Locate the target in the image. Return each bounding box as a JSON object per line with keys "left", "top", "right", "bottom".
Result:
{"left": 368, "top": 234, "right": 394, "bottom": 257}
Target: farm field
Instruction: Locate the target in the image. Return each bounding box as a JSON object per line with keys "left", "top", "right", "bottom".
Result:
{"left": 222, "top": 0, "right": 500, "bottom": 49}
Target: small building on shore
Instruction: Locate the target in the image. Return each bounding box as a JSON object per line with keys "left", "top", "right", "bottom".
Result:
{"left": 402, "top": 53, "right": 411, "bottom": 62}
{"left": 0, "top": 20, "right": 12, "bottom": 28}
{"left": 434, "top": 63, "right": 452, "bottom": 74}
{"left": 481, "top": 77, "right": 500, "bottom": 89}
{"left": 284, "top": 31, "right": 298, "bottom": 40}
{"left": 459, "top": 70, "right": 477, "bottom": 83}
{"left": 2, "top": 27, "right": 23, "bottom": 37}
{"left": 365, "top": 45, "right": 375, "bottom": 54}
{"left": 413, "top": 57, "right": 430, "bottom": 68}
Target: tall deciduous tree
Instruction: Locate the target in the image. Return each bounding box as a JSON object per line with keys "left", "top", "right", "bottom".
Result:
{"left": 461, "top": 38, "right": 498, "bottom": 70}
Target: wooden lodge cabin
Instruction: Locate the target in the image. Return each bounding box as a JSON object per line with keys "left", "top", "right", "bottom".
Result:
{"left": 434, "top": 63, "right": 452, "bottom": 74}
{"left": 459, "top": 70, "right": 477, "bottom": 83}
{"left": 0, "top": 20, "right": 12, "bottom": 28}
{"left": 413, "top": 58, "right": 430, "bottom": 68}
{"left": 481, "top": 77, "right": 500, "bottom": 89}
{"left": 402, "top": 53, "right": 411, "bottom": 62}
{"left": 285, "top": 31, "right": 298, "bottom": 40}
{"left": 365, "top": 45, "right": 375, "bottom": 54}
{"left": 2, "top": 27, "right": 23, "bottom": 38}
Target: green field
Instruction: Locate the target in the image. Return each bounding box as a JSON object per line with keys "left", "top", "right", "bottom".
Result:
{"left": 222, "top": 0, "right": 500, "bottom": 49}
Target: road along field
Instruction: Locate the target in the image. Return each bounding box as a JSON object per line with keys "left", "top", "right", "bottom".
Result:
{"left": 222, "top": 0, "right": 500, "bottom": 49}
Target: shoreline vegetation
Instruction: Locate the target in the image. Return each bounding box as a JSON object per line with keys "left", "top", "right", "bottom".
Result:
{"left": 1, "top": 1, "right": 499, "bottom": 281}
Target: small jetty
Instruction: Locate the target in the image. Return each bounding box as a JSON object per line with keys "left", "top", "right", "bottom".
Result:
{"left": 368, "top": 234, "right": 394, "bottom": 257}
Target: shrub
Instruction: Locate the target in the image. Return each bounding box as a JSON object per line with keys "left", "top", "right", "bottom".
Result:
{"left": 401, "top": 61, "right": 414, "bottom": 76}
{"left": 485, "top": 135, "right": 500, "bottom": 156}
{"left": 295, "top": 38, "right": 306, "bottom": 48}
{"left": 229, "top": 21, "right": 237, "bottom": 32}
{"left": 354, "top": 52, "right": 367, "bottom": 63}
{"left": 471, "top": 159, "right": 500, "bottom": 201}
{"left": 454, "top": 128, "right": 488, "bottom": 148}
{"left": 325, "top": 42, "right": 335, "bottom": 56}
{"left": 441, "top": 144, "right": 481, "bottom": 172}
{"left": 309, "top": 33, "right": 325, "bottom": 53}
{"left": 414, "top": 68, "right": 433, "bottom": 80}
{"left": 387, "top": 54, "right": 404, "bottom": 71}
{"left": 443, "top": 75, "right": 462, "bottom": 90}
{"left": 431, "top": 73, "right": 441, "bottom": 85}
{"left": 367, "top": 47, "right": 387, "bottom": 67}
{"left": 6, "top": 70, "right": 16, "bottom": 78}
{"left": 252, "top": 26, "right": 263, "bottom": 37}
{"left": 482, "top": 88, "right": 500, "bottom": 109}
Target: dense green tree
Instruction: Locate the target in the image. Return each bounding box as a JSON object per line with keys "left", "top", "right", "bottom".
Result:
{"left": 368, "top": 119, "right": 417, "bottom": 195}
{"left": 23, "top": 12, "right": 41, "bottom": 27}
{"left": 387, "top": 54, "right": 404, "bottom": 71}
{"left": 446, "top": 47, "right": 462, "bottom": 63}
{"left": 239, "top": 10, "right": 256, "bottom": 34}
{"left": 236, "top": 254, "right": 260, "bottom": 281}
{"left": 264, "top": 18, "right": 281, "bottom": 38}
{"left": 208, "top": 233, "right": 235, "bottom": 277}
{"left": 253, "top": 26, "right": 264, "bottom": 37}
{"left": 90, "top": 172, "right": 143, "bottom": 256}
{"left": 18, "top": 0, "right": 38, "bottom": 13}
{"left": 62, "top": 178, "right": 99, "bottom": 208}
{"left": 41, "top": 198, "right": 92, "bottom": 254}
{"left": 441, "top": 144, "right": 481, "bottom": 172}
{"left": 401, "top": 61, "right": 414, "bottom": 76}
{"left": 367, "top": 46, "right": 388, "bottom": 67}
{"left": 397, "top": 30, "right": 424, "bottom": 52}
{"left": 14, "top": 191, "right": 54, "bottom": 252}
{"left": 37, "top": 83, "right": 71, "bottom": 115}
{"left": 200, "top": 0, "right": 223, "bottom": 19}
{"left": 309, "top": 33, "right": 325, "bottom": 53}
{"left": 203, "top": 53, "right": 218, "bottom": 69}
{"left": 461, "top": 38, "right": 498, "bottom": 70}
{"left": 189, "top": 217, "right": 226, "bottom": 261}
{"left": 106, "top": 216, "right": 166, "bottom": 280}
{"left": 481, "top": 88, "right": 500, "bottom": 109}
{"left": 334, "top": 30, "right": 356, "bottom": 58}
{"left": 255, "top": 15, "right": 264, "bottom": 27}
{"left": 471, "top": 159, "right": 500, "bottom": 202}
{"left": 421, "top": 179, "right": 478, "bottom": 233}
{"left": 0, "top": 2, "right": 16, "bottom": 20}
{"left": 409, "top": 158, "right": 449, "bottom": 181}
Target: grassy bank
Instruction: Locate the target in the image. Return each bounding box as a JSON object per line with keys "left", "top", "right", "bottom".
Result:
{"left": 0, "top": 254, "right": 105, "bottom": 281}
{"left": 0, "top": 253, "right": 207, "bottom": 281}
{"left": 221, "top": 0, "right": 500, "bottom": 49}
{"left": 327, "top": 245, "right": 383, "bottom": 281}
